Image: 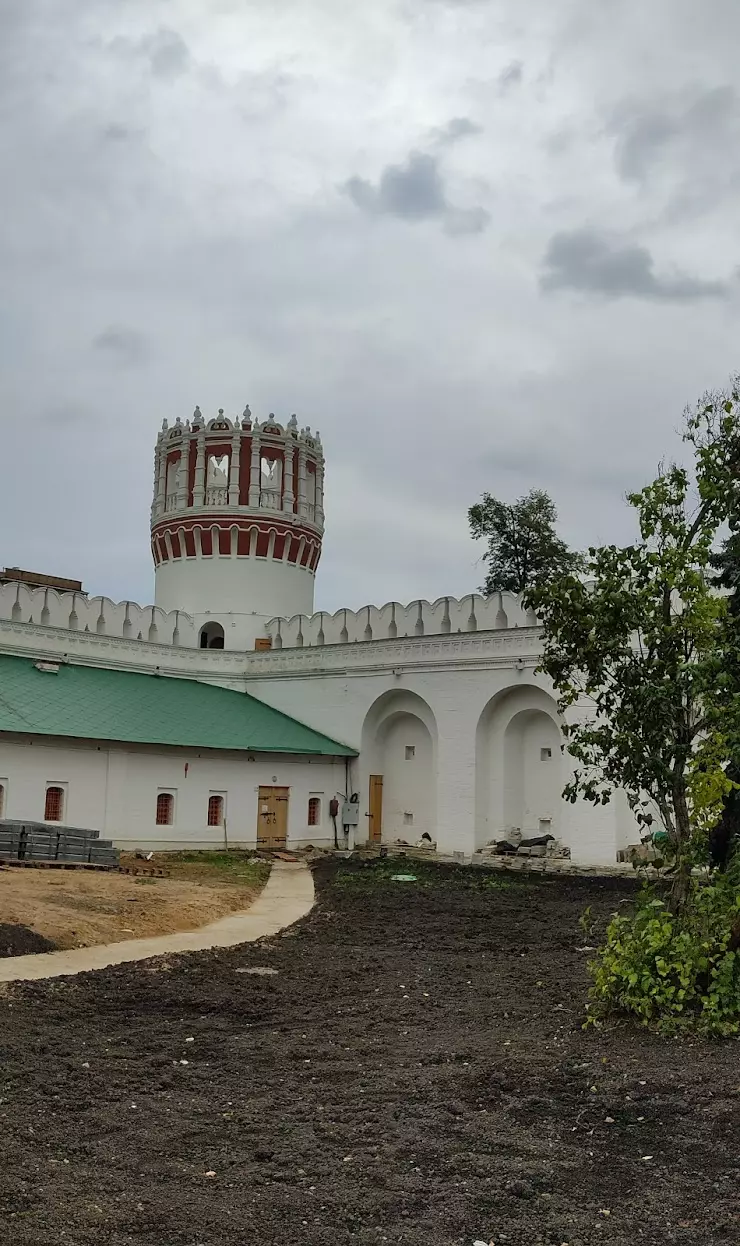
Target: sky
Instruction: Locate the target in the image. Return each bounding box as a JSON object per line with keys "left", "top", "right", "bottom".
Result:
{"left": 2, "top": 0, "right": 740, "bottom": 612}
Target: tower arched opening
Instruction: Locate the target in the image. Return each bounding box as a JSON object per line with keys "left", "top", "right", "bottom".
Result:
{"left": 199, "top": 621, "right": 225, "bottom": 649}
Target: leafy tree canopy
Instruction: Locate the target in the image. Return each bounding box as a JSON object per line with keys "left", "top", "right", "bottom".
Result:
{"left": 468, "top": 488, "right": 585, "bottom": 596}
{"left": 525, "top": 381, "right": 740, "bottom": 912}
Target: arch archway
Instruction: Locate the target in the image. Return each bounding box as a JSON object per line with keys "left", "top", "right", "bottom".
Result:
{"left": 475, "top": 684, "right": 563, "bottom": 848}
{"left": 199, "top": 621, "right": 225, "bottom": 649}
{"left": 360, "top": 690, "right": 438, "bottom": 845}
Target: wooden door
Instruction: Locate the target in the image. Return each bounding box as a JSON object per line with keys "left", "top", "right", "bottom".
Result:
{"left": 368, "top": 774, "right": 383, "bottom": 843}
{"left": 257, "top": 786, "right": 289, "bottom": 850}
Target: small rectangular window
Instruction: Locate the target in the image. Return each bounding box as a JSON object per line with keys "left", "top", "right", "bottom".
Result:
{"left": 405, "top": 746, "right": 416, "bottom": 760}
{"left": 207, "top": 794, "right": 224, "bottom": 826}
{"left": 307, "top": 796, "right": 321, "bottom": 827}
{"left": 0, "top": 782, "right": 6, "bottom": 818}
{"left": 156, "top": 792, "right": 175, "bottom": 826}
{"left": 540, "top": 747, "right": 552, "bottom": 761}
{"left": 44, "top": 785, "right": 65, "bottom": 822}
{"left": 403, "top": 811, "right": 414, "bottom": 825}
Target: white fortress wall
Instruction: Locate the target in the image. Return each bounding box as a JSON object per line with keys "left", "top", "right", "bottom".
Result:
{"left": 0, "top": 592, "right": 639, "bottom": 865}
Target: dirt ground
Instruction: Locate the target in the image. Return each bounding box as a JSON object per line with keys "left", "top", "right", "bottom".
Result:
{"left": 0, "top": 857, "right": 737, "bottom": 1246}
{"left": 0, "top": 852, "right": 269, "bottom": 950}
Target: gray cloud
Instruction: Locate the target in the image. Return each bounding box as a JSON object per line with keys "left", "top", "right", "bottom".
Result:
{"left": 344, "top": 150, "right": 490, "bottom": 235}
{"left": 499, "top": 61, "right": 523, "bottom": 93}
{"left": 100, "top": 122, "right": 141, "bottom": 143}
{"left": 345, "top": 152, "right": 446, "bottom": 220}
{"left": 109, "top": 27, "right": 191, "bottom": 79}
{"left": 540, "top": 229, "right": 730, "bottom": 301}
{"left": 92, "top": 327, "right": 152, "bottom": 366}
{"left": 430, "top": 116, "right": 482, "bottom": 146}
{"left": 610, "top": 86, "right": 738, "bottom": 183}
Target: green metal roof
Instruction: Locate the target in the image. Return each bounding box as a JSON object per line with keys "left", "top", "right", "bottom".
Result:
{"left": 0, "top": 654, "right": 356, "bottom": 756}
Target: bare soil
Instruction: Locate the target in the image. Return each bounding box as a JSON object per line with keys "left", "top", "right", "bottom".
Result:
{"left": 0, "top": 852, "right": 268, "bottom": 950}
{"left": 0, "top": 858, "right": 737, "bottom": 1246}
{"left": 0, "top": 923, "right": 56, "bottom": 957}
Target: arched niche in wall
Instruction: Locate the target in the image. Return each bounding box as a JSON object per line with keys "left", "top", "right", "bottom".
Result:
{"left": 474, "top": 684, "right": 563, "bottom": 849}
{"left": 360, "top": 689, "right": 438, "bottom": 845}
{"left": 199, "top": 621, "right": 225, "bottom": 650}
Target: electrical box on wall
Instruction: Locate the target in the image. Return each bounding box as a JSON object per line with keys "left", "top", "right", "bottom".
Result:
{"left": 341, "top": 800, "right": 359, "bottom": 826}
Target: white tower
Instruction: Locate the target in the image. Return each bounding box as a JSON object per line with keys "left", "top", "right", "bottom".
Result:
{"left": 151, "top": 405, "right": 325, "bottom": 650}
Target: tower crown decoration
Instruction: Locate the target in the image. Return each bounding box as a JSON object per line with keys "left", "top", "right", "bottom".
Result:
{"left": 151, "top": 405, "right": 325, "bottom": 646}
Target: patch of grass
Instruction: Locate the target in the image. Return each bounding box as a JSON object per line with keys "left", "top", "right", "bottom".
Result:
{"left": 334, "top": 857, "right": 550, "bottom": 891}
{"left": 164, "top": 852, "right": 271, "bottom": 887}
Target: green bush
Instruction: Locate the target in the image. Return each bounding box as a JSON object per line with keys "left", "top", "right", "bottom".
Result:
{"left": 587, "top": 876, "right": 740, "bottom": 1036}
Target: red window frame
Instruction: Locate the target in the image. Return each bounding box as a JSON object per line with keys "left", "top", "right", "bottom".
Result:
{"left": 207, "top": 795, "right": 224, "bottom": 826}
{"left": 44, "top": 786, "right": 64, "bottom": 822}
{"left": 156, "top": 792, "right": 174, "bottom": 826}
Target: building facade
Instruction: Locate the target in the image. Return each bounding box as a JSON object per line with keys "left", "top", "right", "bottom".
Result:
{"left": 0, "top": 407, "right": 638, "bottom": 862}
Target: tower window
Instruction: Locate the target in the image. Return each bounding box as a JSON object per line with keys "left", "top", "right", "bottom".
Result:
{"left": 540, "top": 747, "right": 552, "bottom": 761}
{"left": 156, "top": 792, "right": 174, "bottom": 825}
{"left": 208, "top": 794, "right": 224, "bottom": 826}
{"left": 44, "top": 786, "right": 65, "bottom": 822}
{"left": 199, "top": 621, "right": 225, "bottom": 649}
{"left": 307, "top": 796, "right": 321, "bottom": 827}
{"left": 405, "top": 745, "right": 415, "bottom": 760}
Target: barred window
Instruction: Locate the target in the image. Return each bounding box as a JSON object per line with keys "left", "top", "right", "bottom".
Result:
{"left": 156, "top": 792, "right": 174, "bottom": 826}
{"left": 208, "top": 795, "right": 224, "bottom": 826}
{"left": 44, "top": 786, "right": 64, "bottom": 822}
{"left": 307, "top": 797, "right": 321, "bottom": 827}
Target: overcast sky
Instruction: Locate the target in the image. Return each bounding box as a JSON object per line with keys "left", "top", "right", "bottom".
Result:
{"left": 2, "top": 0, "right": 740, "bottom": 612}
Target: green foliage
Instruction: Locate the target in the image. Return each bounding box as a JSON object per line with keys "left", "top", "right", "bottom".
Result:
{"left": 526, "top": 382, "right": 740, "bottom": 909}
{"left": 587, "top": 879, "right": 740, "bottom": 1036}
{"left": 578, "top": 905, "right": 595, "bottom": 939}
{"left": 468, "top": 488, "right": 585, "bottom": 596}
{"left": 167, "top": 851, "right": 270, "bottom": 885}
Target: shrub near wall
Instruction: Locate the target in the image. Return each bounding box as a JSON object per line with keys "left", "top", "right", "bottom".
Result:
{"left": 588, "top": 875, "right": 740, "bottom": 1036}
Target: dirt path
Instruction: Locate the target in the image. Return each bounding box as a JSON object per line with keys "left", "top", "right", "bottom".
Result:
{"left": 0, "top": 860, "right": 313, "bottom": 982}
{"left": 0, "top": 852, "right": 269, "bottom": 949}
{"left": 0, "top": 859, "right": 736, "bottom": 1246}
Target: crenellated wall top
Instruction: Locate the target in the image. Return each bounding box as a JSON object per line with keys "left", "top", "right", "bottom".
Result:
{"left": 0, "top": 581, "right": 195, "bottom": 646}
{"left": 0, "top": 583, "right": 538, "bottom": 652}
{"left": 265, "top": 592, "right": 539, "bottom": 649}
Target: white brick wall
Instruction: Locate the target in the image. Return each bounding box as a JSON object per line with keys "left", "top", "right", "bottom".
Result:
{"left": 0, "top": 618, "right": 638, "bottom": 865}
{"left": 0, "top": 733, "right": 347, "bottom": 852}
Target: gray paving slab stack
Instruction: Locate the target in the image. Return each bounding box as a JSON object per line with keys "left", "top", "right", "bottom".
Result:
{"left": 0, "top": 819, "right": 119, "bottom": 867}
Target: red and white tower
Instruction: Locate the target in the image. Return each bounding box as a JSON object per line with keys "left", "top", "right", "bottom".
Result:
{"left": 151, "top": 406, "right": 324, "bottom": 650}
